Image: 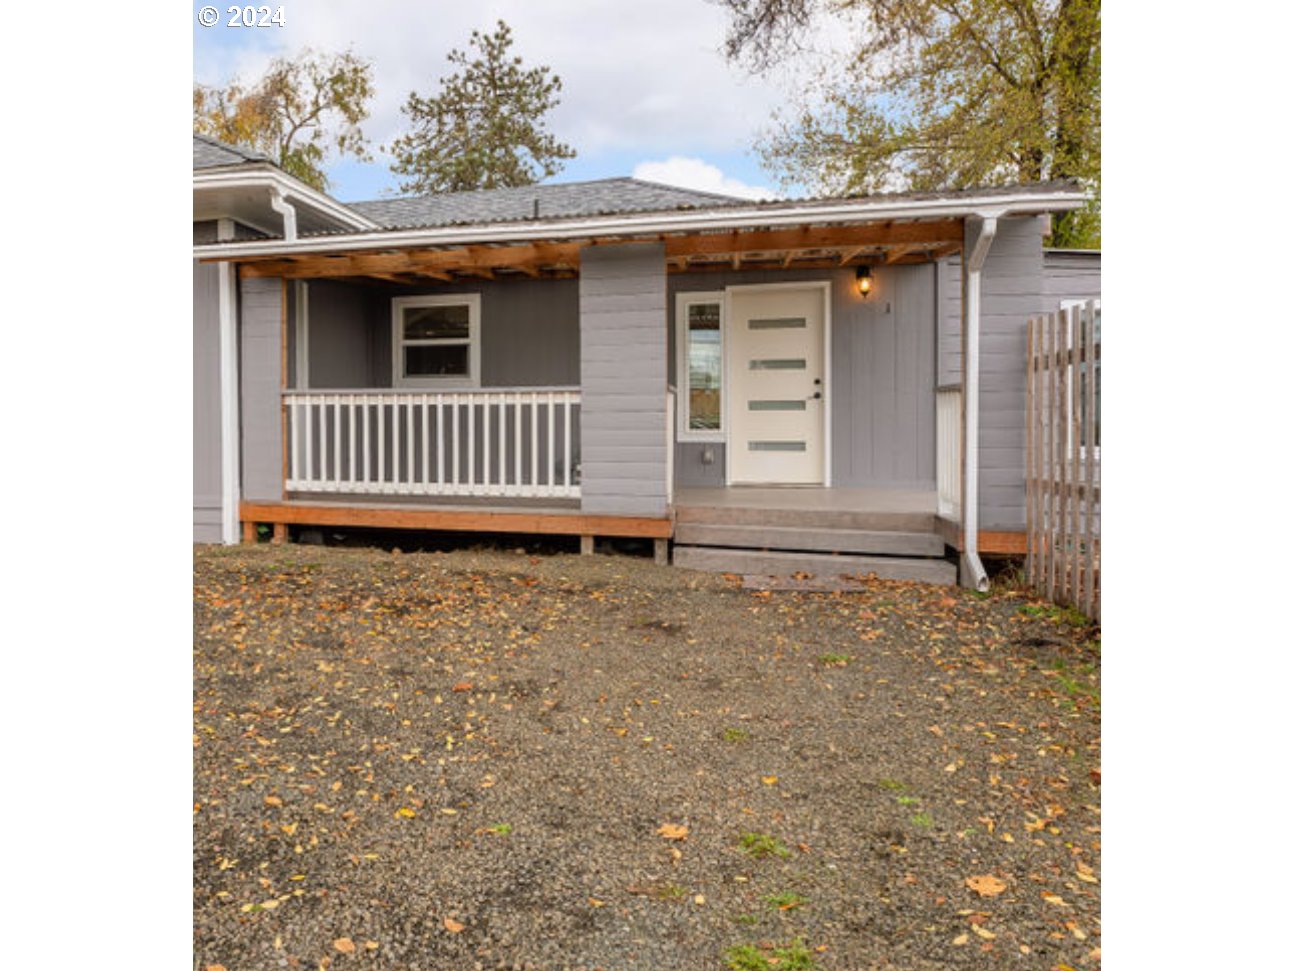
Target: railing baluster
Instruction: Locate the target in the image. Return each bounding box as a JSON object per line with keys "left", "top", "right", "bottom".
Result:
{"left": 546, "top": 394, "right": 555, "bottom": 495}
{"left": 452, "top": 393, "right": 461, "bottom": 489}
{"left": 436, "top": 395, "right": 445, "bottom": 493}
{"left": 564, "top": 393, "right": 572, "bottom": 493}
{"left": 483, "top": 393, "right": 492, "bottom": 494}
{"left": 530, "top": 392, "right": 538, "bottom": 490}
{"left": 513, "top": 393, "right": 522, "bottom": 495}
{"left": 419, "top": 395, "right": 429, "bottom": 494}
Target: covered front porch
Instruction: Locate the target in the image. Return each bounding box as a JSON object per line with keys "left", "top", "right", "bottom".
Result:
{"left": 203, "top": 183, "right": 1085, "bottom": 583}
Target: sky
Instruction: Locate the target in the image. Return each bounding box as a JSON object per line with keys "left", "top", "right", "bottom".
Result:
{"left": 192, "top": 0, "right": 849, "bottom": 204}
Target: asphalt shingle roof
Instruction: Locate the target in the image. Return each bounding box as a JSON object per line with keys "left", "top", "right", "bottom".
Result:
{"left": 347, "top": 178, "right": 749, "bottom": 230}
{"left": 193, "top": 133, "right": 272, "bottom": 170}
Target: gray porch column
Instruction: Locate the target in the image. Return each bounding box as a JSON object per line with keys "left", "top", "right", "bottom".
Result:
{"left": 578, "top": 242, "right": 669, "bottom": 516}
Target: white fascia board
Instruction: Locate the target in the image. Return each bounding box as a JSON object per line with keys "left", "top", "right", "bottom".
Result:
{"left": 193, "top": 188, "right": 1089, "bottom": 260}
{"left": 193, "top": 167, "right": 380, "bottom": 232}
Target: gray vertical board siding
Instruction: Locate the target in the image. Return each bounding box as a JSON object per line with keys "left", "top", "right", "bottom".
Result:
{"left": 1042, "top": 250, "right": 1101, "bottom": 306}
{"left": 479, "top": 278, "right": 579, "bottom": 387}
{"left": 240, "top": 276, "right": 284, "bottom": 501}
{"left": 301, "top": 277, "right": 579, "bottom": 389}
{"left": 194, "top": 260, "right": 224, "bottom": 541}
{"left": 669, "top": 265, "right": 936, "bottom": 490}
{"left": 674, "top": 442, "right": 727, "bottom": 487}
{"left": 580, "top": 243, "right": 668, "bottom": 515}
{"left": 968, "top": 216, "right": 1047, "bottom": 531}
{"left": 303, "top": 280, "right": 375, "bottom": 388}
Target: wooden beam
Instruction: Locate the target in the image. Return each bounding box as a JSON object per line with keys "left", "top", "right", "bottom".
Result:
{"left": 668, "top": 256, "right": 917, "bottom": 275}
{"left": 837, "top": 245, "right": 870, "bottom": 265}
{"left": 239, "top": 500, "right": 674, "bottom": 539}
{"left": 240, "top": 241, "right": 583, "bottom": 280}
{"left": 665, "top": 219, "right": 963, "bottom": 259}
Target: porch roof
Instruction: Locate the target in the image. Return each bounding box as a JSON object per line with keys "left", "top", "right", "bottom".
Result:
{"left": 197, "top": 180, "right": 1087, "bottom": 284}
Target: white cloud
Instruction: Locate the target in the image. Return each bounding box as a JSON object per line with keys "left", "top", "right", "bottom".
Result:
{"left": 632, "top": 156, "right": 775, "bottom": 200}
{"left": 192, "top": 1, "right": 836, "bottom": 158}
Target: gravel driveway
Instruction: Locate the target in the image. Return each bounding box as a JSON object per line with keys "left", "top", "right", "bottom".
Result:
{"left": 194, "top": 544, "right": 1100, "bottom": 971}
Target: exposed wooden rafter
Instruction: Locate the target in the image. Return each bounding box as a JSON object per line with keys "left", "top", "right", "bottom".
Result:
{"left": 231, "top": 217, "right": 965, "bottom": 282}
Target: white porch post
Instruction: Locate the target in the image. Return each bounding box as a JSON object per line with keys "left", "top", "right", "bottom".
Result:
{"left": 960, "top": 214, "right": 998, "bottom": 591}
{"left": 216, "top": 218, "right": 241, "bottom": 545}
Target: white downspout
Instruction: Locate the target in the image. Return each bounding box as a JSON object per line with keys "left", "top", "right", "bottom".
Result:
{"left": 961, "top": 214, "right": 998, "bottom": 591}
{"left": 216, "top": 218, "right": 241, "bottom": 545}
{"left": 270, "top": 188, "right": 298, "bottom": 242}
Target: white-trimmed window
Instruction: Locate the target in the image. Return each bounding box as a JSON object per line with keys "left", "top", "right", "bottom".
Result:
{"left": 675, "top": 291, "right": 725, "bottom": 440}
{"left": 391, "top": 294, "right": 480, "bottom": 387}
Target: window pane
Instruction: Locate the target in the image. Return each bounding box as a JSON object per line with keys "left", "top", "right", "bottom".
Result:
{"left": 405, "top": 344, "right": 469, "bottom": 377}
{"left": 748, "top": 317, "right": 806, "bottom": 330}
{"left": 687, "top": 303, "right": 721, "bottom": 430}
{"left": 749, "top": 358, "right": 806, "bottom": 370}
{"left": 403, "top": 304, "right": 470, "bottom": 340}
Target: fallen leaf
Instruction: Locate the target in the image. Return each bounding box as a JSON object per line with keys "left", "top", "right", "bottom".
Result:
{"left": 657, "top": 823, "right": 689, "bottom": 840}
{"left": 205, "top": 966, "right": 228, "bottom": 971}
{"left": 587, "top": 897, "right": 605, "bottom": 908}
{"left": 952, "top": 934, "right": 969, "bottom": 947}
{"left": 264, "top": 796, "right": 283, "bottom": 807}
{"left": 694, "top": 894, "right": 706, "bottom": 906}
{"left": 364, "top": 941, "right": 379, "bottom": 950}
{"left": 965, "top": 875, "right": 1007, "bottom": 897}
{"left": 1041, "top": 891, "right": 1068, "bottom": 906}
{"left": 971, "top": 924, "right": 996, "bottom": 940}
{"left": 394, "top": 807, "right": 417, "bottom": 819}
{"left": 443, "top": 917, "right": 465, "bottom": 934}
{"left": 333, "top": 938, "right": 356, "bottom": 954}
{"left": 452, "top": 682, "right": 474, "bottom": 693}
{"left": 762, "top": 776, "right": 778, "bottom": 785}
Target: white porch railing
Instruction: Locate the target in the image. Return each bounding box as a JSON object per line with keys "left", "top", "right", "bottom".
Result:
{"left": 936, "top": 388, "right": 963, "bottom": 520}
{"left": 284, "top": 389, "right": 581, "bottom": 499}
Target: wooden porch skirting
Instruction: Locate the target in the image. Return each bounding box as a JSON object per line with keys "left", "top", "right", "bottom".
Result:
{"left": 934, "top": 517, "right": 1027, "bottom": 555}
{"left": 239, "top": 500, "right": 673, "bottom": 543}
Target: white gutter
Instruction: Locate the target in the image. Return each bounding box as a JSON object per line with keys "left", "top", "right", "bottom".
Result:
{"left": 215, "top": 219, "right": 241, "bottom": 545}
{"left": 270, "top": 188, "right": 298, "bottom": 242}
{"left": 193, "top": 166, "right": 381, "bottom": 232}
{"left": 194, "top": 189, "right": 1087, "bottom": 260}
{"left": 961, "top": 215, "right": 998, "bottom": 592}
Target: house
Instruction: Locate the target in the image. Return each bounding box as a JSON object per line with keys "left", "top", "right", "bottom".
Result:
{"left": 193, "top": 134, "right": 1099, "bottom": 588}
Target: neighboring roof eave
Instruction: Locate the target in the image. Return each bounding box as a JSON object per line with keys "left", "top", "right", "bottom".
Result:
{"left": 193, "top": 167, "right": 381, "bottom": 233}
{"left": 195, "top": 184, "right": 1088, "bottom": 260}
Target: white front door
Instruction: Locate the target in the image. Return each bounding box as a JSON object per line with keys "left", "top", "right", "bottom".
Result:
{"left": 727, "top": 286, "right": 827, "bottom": 484}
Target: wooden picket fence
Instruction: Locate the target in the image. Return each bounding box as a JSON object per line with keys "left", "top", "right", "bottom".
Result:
{"left": 1026, "top": 300, "right": 1101, "bottom": 621}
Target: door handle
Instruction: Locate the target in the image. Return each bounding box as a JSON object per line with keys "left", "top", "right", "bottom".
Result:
{"left": 808, "top": 391, "right": 822, "bottom": 400}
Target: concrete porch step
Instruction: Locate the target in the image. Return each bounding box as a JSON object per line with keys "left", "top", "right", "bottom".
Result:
{"left": 673, "top": 504, "right": 936, "bottom": 533}
{"left": 673, "top": 522, "right": 945, "bottom": 557}
{"left": 672, "top": 546, "right": 958, "bottom": 586}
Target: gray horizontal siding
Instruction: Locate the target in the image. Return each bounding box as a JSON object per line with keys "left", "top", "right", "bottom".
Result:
{"left": 240, "top": 276, "right": 283, "bottom": 502}
{"left": 194, "top": 260, "right": 224, "bottom": 541}
{"left": 971, "top": 216, "right": 1047, "bottom": 532}
{"left": 580, "top": 243, "right": 668, "bottom": 516}
{"left": 1042, "top": 250, "right": 1101, "bottom": 307}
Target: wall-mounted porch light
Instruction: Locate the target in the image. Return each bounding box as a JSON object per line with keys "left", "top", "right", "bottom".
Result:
{"left": 855, "top": 265, "right": 873, "bottom": 297}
